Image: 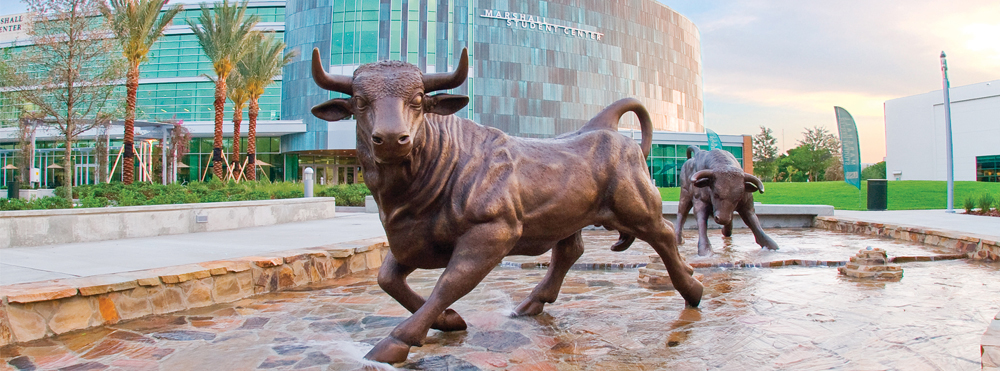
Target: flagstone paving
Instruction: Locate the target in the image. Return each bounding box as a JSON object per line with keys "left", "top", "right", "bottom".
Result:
{"left": 2, "top": 230, "right": 998, "bottom": 370}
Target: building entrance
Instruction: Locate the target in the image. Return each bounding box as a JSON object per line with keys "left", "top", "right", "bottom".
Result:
{"left": 297, "top": 153, "right": 362, "bottom": 185}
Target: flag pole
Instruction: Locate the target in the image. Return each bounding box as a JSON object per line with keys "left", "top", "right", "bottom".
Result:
{"left": 940, "top": 52, "right": 955, "bottom": 213}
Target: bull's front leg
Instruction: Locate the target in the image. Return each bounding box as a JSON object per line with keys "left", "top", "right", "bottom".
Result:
{"left": 675, "top": 191, "right": 694, "bottom": 246}
{"left": 738, "top": 208, "right": 779, "bottom": 251}
{"left": 693, "top": 202, "right": 713, "bottom": 256}
{"left": 377, "top": 253, "right": 467, "bottom": 332}
{"left": 365, "top": 222, "right": 517, "bottom": 364}
{"left": 514, "top": 232, "right": 584, "bottom": 316}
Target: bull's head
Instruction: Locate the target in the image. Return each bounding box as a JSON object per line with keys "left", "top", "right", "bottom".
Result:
{"left": 310, "top": 48, "right": 470, "bottom": 163}
{"left": 691, "top": 170, "right": 765, "bottom": 225}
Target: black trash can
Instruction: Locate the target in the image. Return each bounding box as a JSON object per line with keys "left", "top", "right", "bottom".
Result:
{"left": 867, "top": 179, "right": 887, "bottom": 211}
{"left": 7, "top": 181, "right": 18, "bottom": 199}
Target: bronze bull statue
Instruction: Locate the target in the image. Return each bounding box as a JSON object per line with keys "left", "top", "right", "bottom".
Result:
{"left": 676, "top": 146, "right": 779, "bottom": 256}
{"left": 310, "top": 48, "right": 703, "bottom": 364}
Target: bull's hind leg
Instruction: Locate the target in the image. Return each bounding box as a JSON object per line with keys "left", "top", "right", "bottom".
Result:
{"left": 377, "top": 253, "right": 467, "bottom": 331}
{"left": 514, "top": 232, "right": 585, "bottom": 316}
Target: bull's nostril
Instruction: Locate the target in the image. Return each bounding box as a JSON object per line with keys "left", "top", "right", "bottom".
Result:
{"left": 398, "top": 135, "right": 410, "bottom": 145}
{"left": 371, "top": 135, "right": 384, "bottom": 145}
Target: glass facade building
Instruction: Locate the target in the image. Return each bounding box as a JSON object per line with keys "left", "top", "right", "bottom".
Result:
{"left": 2, "top": 0, "right": 733, "bottom": 189}
{"left": 284, "top": 0, "right": 703, "bottom": 150}
{"left": 978, "top": 155, "right": 999, "bottom": 183}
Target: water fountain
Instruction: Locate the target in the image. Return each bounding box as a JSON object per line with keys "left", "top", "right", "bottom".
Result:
{"left": 2, "top": 228, "right": 997, "bottom": 370}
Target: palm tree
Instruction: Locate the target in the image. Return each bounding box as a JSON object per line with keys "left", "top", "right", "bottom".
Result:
{"left": 227, "top": 70, "right": 249, "bottom": 178}
{"left": 239, "top": 33, "right": 294, "bottom": 181}
{"left": 189, "top": 0, "right": 258, "bottom": 180}
{"left": 102, "top": 0, "right": 182, "bottom": 184}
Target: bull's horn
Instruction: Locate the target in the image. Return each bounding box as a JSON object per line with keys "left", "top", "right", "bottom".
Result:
{"left": 423, "top": 47, "right": 468, "bottom": 93}
{"left": 312, "top": 48, "right": 353, "bottom": 95}
{"left": 691, "top": 170, "right": 714, "bottom": 183}
{"left": 744, "top": 173, "right": 765, "bottom": 193}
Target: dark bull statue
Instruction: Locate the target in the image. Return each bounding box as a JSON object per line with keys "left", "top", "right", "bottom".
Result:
{"left": 676, "top": 146, "right": 779, "bottom": 256}
{"left": 310, "top": 48, "right": 703, "bottom": 364}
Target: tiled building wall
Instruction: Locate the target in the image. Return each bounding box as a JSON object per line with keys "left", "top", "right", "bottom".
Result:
{"left": 472, "top": 0, "right": 703, "bottom": 137}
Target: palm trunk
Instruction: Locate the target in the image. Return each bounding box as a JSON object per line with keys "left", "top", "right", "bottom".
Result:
{"left": 232, "top": 104, "right": 242, "bottom": 179}
{"left": 212, "top": 74, "right": 227, "bottom": 180}
{"left": 246, "top": 97, "right": 258, "bottom": 181}
{"left": 123, "top": 62, "right": 139, "bottom": 184}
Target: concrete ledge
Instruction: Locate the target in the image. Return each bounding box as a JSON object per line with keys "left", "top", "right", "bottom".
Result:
{"left": 814, "top": 216, "right": 999, "bottom": 261}
{"left": 0, "top": 237, "right": 389, "bottom": 347}
{"left": 663, "top": 202, "right": 834, "bottom": 229}
{"left": 0, "top": 197, "right": 337, "bottom": 249}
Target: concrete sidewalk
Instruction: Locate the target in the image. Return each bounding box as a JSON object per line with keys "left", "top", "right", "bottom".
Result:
{"left": 2, "top": 208, "right": 998, "bottom": 287}
{"left": 835, "top": 209, "right": 1000, "bottom": 241}
{"left": 0, "top": 212, "right": 386, "bottom": 286}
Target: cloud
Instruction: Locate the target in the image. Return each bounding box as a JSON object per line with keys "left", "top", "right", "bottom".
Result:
{"left": 662, "top": 0, "right": 1000, "bottom": 163}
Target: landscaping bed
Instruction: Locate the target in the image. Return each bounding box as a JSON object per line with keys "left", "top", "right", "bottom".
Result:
{"left": 0, "top": 181, "right": 371, "bottom": 211}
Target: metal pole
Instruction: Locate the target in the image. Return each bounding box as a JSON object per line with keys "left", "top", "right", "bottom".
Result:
{"left": 940, "top": 51, "right": 955, "bottom": 213}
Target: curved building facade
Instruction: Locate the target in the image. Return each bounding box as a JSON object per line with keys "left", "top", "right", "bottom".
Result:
{"left": 283, "top": 0, "right": 703, "bottom": 148}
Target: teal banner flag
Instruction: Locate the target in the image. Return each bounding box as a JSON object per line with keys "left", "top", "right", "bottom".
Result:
{"left": 834, "top": 106, "right": 862, "bottom": 189}
{"left": 706, "top": 128, "right": 723, "bottom": 150}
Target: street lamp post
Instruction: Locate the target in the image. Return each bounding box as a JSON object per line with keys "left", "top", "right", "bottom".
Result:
{"left": 940, "top": 52, "right": 955, "bottom": 213}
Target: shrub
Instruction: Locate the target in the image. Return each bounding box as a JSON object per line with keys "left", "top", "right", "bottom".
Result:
{"left": 979, "top": 193, "right": 996, "bottom": 212}
{"left": 317, "top": 183, "right": 372, "bottom": 206}
{"left": 963, "top": 196, "right": 976, "bottom": 214}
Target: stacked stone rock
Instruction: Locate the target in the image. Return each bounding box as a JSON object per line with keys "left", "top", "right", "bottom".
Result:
{"left": 838, "top": 247, "right": 903, "bottom": 280}
{"left": 637, "top": 254, "right": 671, "bottom": 286}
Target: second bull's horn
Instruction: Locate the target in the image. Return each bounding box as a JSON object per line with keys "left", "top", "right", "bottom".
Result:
{"left": 312, "top": 48, "right": 353, "bottom": 95}
{"left": 423, "top": 48, "right": 469, "bottom": 93}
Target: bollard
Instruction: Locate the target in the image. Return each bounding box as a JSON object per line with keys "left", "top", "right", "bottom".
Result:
{"left": 303, "top": 167, "right": 314, "bottom": 198}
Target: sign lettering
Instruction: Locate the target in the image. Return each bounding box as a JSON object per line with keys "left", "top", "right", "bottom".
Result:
{"left": 480, "top": 9, "right": 604, "bottom": 41}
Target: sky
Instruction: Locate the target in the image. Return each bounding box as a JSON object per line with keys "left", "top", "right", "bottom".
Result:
{"left": 659, "top": 0, "right": 1000, "bottom": 163}
{"left": 8, "top": 1, "right": 1000, "bottom": 163}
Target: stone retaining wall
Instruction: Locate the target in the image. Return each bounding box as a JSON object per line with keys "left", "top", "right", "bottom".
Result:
{"left": 813, "top": 216, "right": 999, "bottom": 261}
{"left": 664, "top": 202, "right": 834, "bottom": 229}
{"left": 0, "top": 237, "right": 389, "bottom": 347}
{"left": 0, "top": 197, "right": 337, "bottom": 249}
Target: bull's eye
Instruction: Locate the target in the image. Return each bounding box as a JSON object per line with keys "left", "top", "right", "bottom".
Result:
{"left": 410, "top": 94, "right": 423, "bottom": 108}
{"left": 354, "top": 97, "right": 368, "bottom": 111}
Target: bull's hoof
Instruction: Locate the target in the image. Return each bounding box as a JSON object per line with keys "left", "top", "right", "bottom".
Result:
{"left": 681, "top": 279, "right": 704, "bottom": 308}
{"left": 431, "top": 309, "right": 467, "bottom": 332}
{"left": 513, "top": 299, "right": 545, "bottom": 317}
{"left": 365, "top": 336, "right": 411, "bottom": 364}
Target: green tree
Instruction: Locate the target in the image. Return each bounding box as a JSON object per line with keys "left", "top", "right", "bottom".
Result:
{"left": 189, "top": 0, "right": 259, "bottom": 180}
{"left": 237, "top": 33, "right": 295, "bottom": 180}
{"left": 862, "top": 161, "right": 887, "bottom": 180}
{"left": 791, "top": 126, "right": 841, "bottom": 182}
{"left": 752, "top": 126, "right": 779, "bottom": 181}
{"left": 2, "top": 0, "right": 124, "bottom": 204}
{"left": 102, "top": 0, "right": 183, "bottom": 185}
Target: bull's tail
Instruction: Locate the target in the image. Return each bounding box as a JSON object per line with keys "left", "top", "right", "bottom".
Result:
{"left": 579, "top": 98, "right": 653, "bottom": 158}
{"left": 686, "top": 145, "right": 701, "bottom": 159}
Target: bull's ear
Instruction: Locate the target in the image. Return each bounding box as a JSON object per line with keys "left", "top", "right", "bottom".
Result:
{"left": 311, "top": 99, "right": 352, "bottom": 121}
{"left": 693, "top": 177, "right": 712, "bottom": 188}
{"left": 425, "top": 93, "right": 469, "bottom": 115}
{"left": 745, "top": 181, "right": 763, "bottom": 193}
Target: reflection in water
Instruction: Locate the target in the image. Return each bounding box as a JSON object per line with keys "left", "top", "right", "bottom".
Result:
{"left": 1, "top": 230, "right": 997, "bottom": 370}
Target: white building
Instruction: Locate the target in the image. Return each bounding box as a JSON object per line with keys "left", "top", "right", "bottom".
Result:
{"left": 884, "top": 80, "right": 1000, "bottom": 182}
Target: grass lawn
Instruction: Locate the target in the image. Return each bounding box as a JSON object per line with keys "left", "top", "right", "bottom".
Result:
{"left": 658, "top": 180, "right": 1000, "bottom": 211}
